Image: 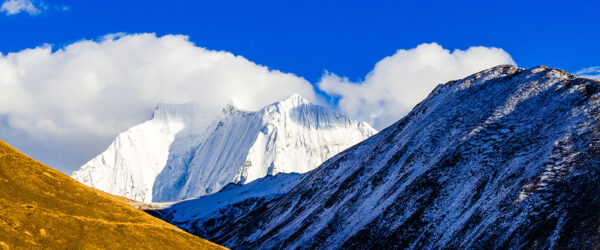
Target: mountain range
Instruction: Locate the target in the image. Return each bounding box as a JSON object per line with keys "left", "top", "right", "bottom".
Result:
{"left": 151, "top": 65, "right": 600, "bottom": 249}
{"left": 8, "top": 64, "right": 599, "bottom": 249}
{"left": 72, "top": 94, "right": 376, "bottom": 203}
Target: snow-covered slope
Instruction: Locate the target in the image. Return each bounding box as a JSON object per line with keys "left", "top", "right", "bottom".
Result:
{"left": 153, "top": 94, "right": 376, "bottom": 202}
{"left": 154, "top": 173, "right": 301, "bottom": 238}
{"left": 71, "top": 103, "right": 215, "bottom": 202}
{"left": 183, "top": 65, "right": 600, "bottom": 249}
{"left": 72, "top": 94, "right": 376, "bottom": 203}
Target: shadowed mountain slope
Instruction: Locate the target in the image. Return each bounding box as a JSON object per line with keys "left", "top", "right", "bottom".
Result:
{"left": 184, "top": 65, "right": 600, "bottom": 249}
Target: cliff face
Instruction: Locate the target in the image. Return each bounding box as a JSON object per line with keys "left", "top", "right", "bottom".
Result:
{"left": 188, "top": 65, "right": 600, "bottom": 249}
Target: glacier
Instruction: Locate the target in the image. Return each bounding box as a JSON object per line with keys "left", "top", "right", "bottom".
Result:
{"left": 71, "top": 94, "right": 376, "bottom": 203}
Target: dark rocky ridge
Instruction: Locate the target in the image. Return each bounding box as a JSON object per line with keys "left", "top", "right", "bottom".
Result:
{"left": 159, "top": 65, "right": 600, "bottom": 249}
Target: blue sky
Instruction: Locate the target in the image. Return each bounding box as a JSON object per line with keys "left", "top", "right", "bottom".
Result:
{"left": 0, "top": 0, "right": 598, "bottom": 173}
{"left": 2, "top": 0, "right": 599, "bottom": 83}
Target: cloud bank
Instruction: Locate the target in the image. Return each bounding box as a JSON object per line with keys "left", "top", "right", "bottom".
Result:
{"left": 318, "top": 43, "right": 515, "bottom": 129}
{"left": 576, "top": 66, "right": 600, "bottom": 80}
{"left": 0, "top": 35, "right": 516, "bottom": 173}
{"left": 0, "top": 33, "right": 315, "bottom": 172}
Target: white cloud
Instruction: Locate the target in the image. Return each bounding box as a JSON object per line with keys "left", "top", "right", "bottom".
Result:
{"left": 576, "top": 66, "right": 600, "bottom": 80}
{"left": 318, "top": 43, "right": 515, "bottom": 129}
{"left": 0, "top": 37, "right": 517, "bottom": 174}
{"left": 0, "top": 33, "right": 316, "bottom": 172}
{"left": 1, "top": 0, "right": 69, "bottom": 15}
{"left": 1, "top": 0, "right": 42, "bottom": 15}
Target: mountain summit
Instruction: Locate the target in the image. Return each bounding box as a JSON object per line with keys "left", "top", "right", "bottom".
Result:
{"left": 72, "top": 94, "right": 376, "bottom": 203}
{"left": 180, "top": 65, "right": 600, "bottom": 249}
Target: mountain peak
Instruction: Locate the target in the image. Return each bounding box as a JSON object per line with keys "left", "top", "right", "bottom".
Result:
{"left": 279, "top": 93, "right": 311, "bottom": 106}
{"left": 74, "top": 93, "right": 376, "bottom": 203}
{"left": 262, "top": 93, "right": 312, "bottom": 114}
{"left": 152, "top": 102, "right": 199, "bottom": 121}
{"left": 222, "top": 100, "right": 242, "bottom": 114}
{"left": 286, "top": 93, "right": 307, "bottom": 101}
{"left": 473, "top": 64, "right": 519, "bottom": 78}
{"left": 530, "top": 65, "right": 549, "bottom": 72}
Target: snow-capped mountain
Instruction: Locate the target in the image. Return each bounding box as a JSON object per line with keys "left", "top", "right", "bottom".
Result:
{"left": 161, "top": 65, "right": 600, "bottom": 249}
{"left": 70, "top": 103, "right": 214, "bottom": 203}
{"left": 72, "top": 94, "right": 376, "bottom": 203}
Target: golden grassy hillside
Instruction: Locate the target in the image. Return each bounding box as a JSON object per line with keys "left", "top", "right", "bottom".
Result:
{"left": 0, "top": 139, "right": 225, "bottom": 249}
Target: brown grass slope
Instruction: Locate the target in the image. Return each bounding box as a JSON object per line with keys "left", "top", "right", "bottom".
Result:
{"left": 0, "top": 139, "right": 225, "bottom": 249}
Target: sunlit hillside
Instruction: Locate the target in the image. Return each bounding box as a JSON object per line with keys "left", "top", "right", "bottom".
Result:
{"left": 0, "top": 139, "right": 225, "bottom": 249}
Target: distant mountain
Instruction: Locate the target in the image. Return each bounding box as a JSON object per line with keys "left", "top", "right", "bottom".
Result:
{"left": 159, "top": 65, "right": 600, "bottom": 249}
{"left": 72, "top": 94, "right": 376, "bottom": 203}
{"left": 0, "top": 139, "right": 222, "bottom": 249}
{"left": 71, "top": 102, "right": 213, "bottom": 203}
